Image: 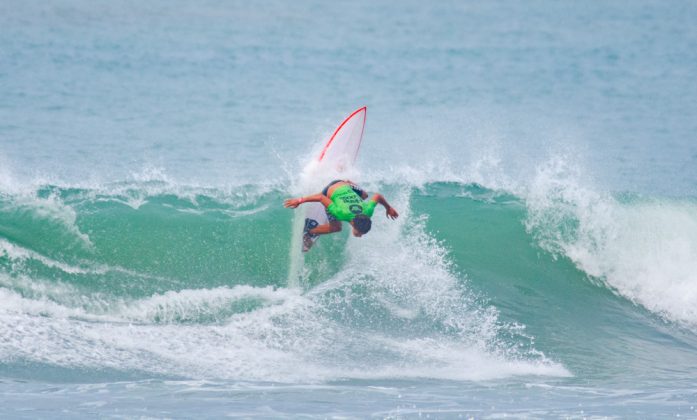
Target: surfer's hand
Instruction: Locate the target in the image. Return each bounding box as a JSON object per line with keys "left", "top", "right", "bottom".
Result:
{"left": 386, "top": 207, "right": 399, "bottom": 220}
{"left": 284, "top": 198, "right": 300, "bottom": 208}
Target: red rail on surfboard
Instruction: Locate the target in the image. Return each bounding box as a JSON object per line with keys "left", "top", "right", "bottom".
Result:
{"left": 318, "top": 106, "right": 367, "bottom": 163}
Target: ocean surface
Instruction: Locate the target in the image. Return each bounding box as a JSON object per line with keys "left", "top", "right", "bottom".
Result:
{"left": 2, "top": 0, "right": 697, "bottom": 418}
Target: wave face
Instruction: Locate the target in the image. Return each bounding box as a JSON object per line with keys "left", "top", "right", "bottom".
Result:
{"left": 0, "top": 180, "right": 571, "bottom": 384}
{"left": 2, "top": 175, "right": 697, "bottom": 389}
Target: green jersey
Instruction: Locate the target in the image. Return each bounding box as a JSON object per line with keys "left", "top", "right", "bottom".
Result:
{"left": 326, "top": 185, "right": 377, "bottom": 222}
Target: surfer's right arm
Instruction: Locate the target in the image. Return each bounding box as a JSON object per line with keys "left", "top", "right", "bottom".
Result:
{"left": 283, "top": 194, "right": 332, "bottom": 209}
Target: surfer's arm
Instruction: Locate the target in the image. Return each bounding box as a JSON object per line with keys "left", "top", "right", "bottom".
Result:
{"left": 371, "top": 194, "right": 399, "bottom": 220}
{"left": 283, "top": 194, "right": 332, "bottom": 209}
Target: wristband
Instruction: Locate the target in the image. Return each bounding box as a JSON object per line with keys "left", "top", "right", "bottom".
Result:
{"left": 298, "top": 197, "right": 304, "bottom": 203}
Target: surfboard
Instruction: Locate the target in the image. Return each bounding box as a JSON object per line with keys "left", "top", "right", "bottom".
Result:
{"left": 287, "top": 106, "right": 367, "bottom": 286}
{"left": 302, "top": 106, "right": 367, "bottom": 252}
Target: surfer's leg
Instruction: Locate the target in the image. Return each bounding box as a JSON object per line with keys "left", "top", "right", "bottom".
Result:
{"left": 310, "top": 220, "right": 342, "bottom": 236}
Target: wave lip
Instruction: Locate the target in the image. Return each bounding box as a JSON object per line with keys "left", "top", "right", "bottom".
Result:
{"left": 525, "top": 157, "right": 697, "bottom": 326}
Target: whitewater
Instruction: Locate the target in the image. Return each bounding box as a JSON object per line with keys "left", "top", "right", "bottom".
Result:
{"left": 2, "top": 0, "right": 697, "bottom": 418}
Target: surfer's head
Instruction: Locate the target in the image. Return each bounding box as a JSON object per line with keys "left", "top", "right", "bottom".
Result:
{"left": 351, "top": 214, "right": 371, "bottom": 237}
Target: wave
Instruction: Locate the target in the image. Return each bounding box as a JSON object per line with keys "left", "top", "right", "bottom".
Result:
{"left": 1, "top": 162, "right": 696, "bottom": 383}
{"left": 524, "top": 157, "right": 697, "bottom": 327}
{"left": 0, "top": 177, "right": 569, "bottom": 382}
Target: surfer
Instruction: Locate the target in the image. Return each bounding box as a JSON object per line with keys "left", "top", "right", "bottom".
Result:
{"left": 284, "top": 180, "right": 399, "bottom": 248}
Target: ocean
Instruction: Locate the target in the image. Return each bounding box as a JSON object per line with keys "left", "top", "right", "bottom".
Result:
{"left": 1, "top": 0, "right": 697, "bottom": 418}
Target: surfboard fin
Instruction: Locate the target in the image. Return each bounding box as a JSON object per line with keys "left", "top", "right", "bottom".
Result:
{"left": 302, "top": 234, "right": 313, "bottom": 253}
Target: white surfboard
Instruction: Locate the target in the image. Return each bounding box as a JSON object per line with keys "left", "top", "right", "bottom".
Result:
{"left": 303, "top": 107, "right": 367, "bottom": 250}
{"left": 287, "top": 107, "right": 367, "bottom": 285}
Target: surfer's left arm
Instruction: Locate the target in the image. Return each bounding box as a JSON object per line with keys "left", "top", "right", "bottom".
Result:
{"left": 372, "top": 194, "right": 399, "bottom": 220}
{"left": 283, "top": 194, "right": 332, "bottom": 209}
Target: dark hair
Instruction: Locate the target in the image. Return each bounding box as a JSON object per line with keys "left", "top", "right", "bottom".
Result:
{"left": 353, "top": 214, "right": 372, "bottom": 234}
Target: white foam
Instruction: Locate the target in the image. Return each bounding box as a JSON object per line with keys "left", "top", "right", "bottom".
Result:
{"left": 0, "top": 238, "right": 98, "bottom": 275}
{"left": 115, "top": 285, "right": 295, "bottom": 324}
{"left": 338, "top": 337, "right": 569, "bottom": 381}
{"left": 0, "top": 285, "right": 87, "bottom": 319}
